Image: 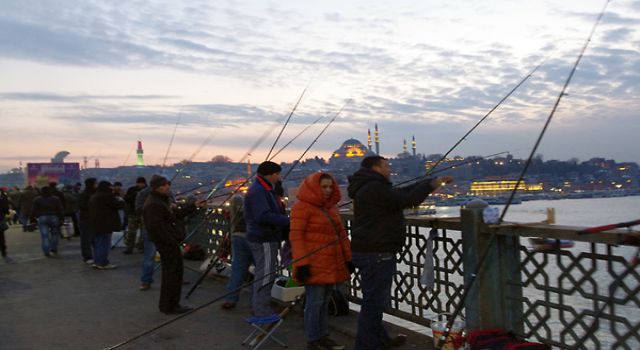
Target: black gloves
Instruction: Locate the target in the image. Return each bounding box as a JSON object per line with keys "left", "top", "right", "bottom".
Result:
{"left": 295, "top": 265, "right": 311, "bottom": 283}
{"left": 346, "top": 261, "right": 356, "bottom": 274}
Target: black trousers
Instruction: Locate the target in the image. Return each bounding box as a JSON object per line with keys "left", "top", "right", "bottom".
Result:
{"left": 0, "top": 228, "right": 6, "bottom": 257}
{"left": 156, "top": 244, "right": 183, "bottom": 312}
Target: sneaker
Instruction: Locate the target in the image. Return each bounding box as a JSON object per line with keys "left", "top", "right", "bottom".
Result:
{"left": 163, "top": 305, "right": 193, "bottom": 315}
{"left": 84, "top": 259, "right": 94, "bottom": 264}
{"left": 139, "top": 283, "right": 151, "bottom": 291}
{"left": 319, "top": 336, "right": 345, "bottom": 350}
{"left": 96, "top": 264, "right": 117, "bottom": 270}
{"left": 49, "top": 251, "right": 57, "bottom": 257}
{"left": 44, "top": 253, "right": 51, "bottom": 257}
{"left": 384, "top": 334, "right": 407, "bottom": 348}
{"left": 123, "top": 249, "right": 133, "bottom": 255}
{"left": 220, "top": 301, "right": 236, "bottom": 310}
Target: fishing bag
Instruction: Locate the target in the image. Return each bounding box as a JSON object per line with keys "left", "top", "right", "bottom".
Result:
{"left": 467, "top": 328, "right": 550, "bottom": 350}
{"left": 328, "top": 288, "right": 350, "bottom": 316}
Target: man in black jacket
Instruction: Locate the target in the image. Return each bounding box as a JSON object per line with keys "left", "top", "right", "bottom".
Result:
{"left": 123, "top": 177, "right": 146, "bottom": 254}
{"left": 78, "top": 178, "right": 97, "bottom": 264}
{"left": 89, "top": 181, "right": 124, "bottom": 269}
{"left": 143, "top": 175, "right": 205, "bottom": 315}
{"left": 347, "top": 156, "right": 452, "bottom": 349}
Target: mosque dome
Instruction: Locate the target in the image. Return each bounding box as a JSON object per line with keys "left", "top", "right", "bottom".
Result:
{"left": 330, "top": 138, "right": 374, "bottom": 162}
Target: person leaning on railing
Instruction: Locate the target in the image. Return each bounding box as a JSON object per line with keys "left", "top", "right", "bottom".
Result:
{"left": 347, "top": 155, "right": 453, "bottom": 350}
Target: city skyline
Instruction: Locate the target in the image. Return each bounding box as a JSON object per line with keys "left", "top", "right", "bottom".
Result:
{"left": 1, "top": 0, "right": 639, "bottom": 172}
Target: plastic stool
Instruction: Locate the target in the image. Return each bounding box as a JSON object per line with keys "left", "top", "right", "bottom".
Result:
{"left": 242, "top": 314, "right": 286, "bottom": 349}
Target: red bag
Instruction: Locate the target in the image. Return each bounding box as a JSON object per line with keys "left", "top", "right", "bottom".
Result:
{"left": 467, "top": 329, "right": 550, "bottom": 350}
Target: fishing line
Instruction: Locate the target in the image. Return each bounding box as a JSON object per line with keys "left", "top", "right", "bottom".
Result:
{"left": 435, "top": 2, "right": 611, "bottom": 348}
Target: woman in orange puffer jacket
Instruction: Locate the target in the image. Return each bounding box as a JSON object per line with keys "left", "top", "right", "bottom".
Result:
{"left": 290, "top": 172, "right": 352, "bottom": 350}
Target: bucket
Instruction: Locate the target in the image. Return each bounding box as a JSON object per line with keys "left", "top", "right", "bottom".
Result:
{"left": 431, "top": 313, "right": 465, "bottom": 350}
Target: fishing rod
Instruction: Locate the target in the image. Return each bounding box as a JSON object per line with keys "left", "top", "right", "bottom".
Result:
{"left": 264, "top": 81, "right": 312, "bottom": 161}
{"left": 577, "top": 219, "right": 640, "bottom": 235}
{"left": 435, "top": 2, "right": 610, "bottom": 348}
{"left": 105, "top": 229, "right": 350, "bottom": 350}
{"left": 162, "top": 111, "right": 183, "bottom": 168}
{"left": 425, "top": 49, "right": 555, "bottom": 178}
{"left": 281, "top": 99, "right": 351, "bottom": 180}
{"left": 268, "top": 115, "right": 325, "bottom": 161}
{"left": 169, "top": 131, "right": 219, "bottom": 183}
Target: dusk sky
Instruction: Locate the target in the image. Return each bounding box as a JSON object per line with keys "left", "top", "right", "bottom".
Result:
{"left": 1, "top": 0, "right": 638, "bottom": 173}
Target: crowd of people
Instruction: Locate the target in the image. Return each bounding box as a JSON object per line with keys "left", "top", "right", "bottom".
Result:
{"left": 0, "top": 156, "right": 452, "bottom": 350}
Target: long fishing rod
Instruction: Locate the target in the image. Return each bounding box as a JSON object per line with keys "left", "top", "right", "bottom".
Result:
{"left": 281, "top": 99, "right": 351, "bottom": 180}
{"left": 162, "top": 111, "right": 183, "bottom": 168}
{"left": 169, "top": 131, "right": 219, "bottom": 183}
{"left": 268, "top": 115, "right": 325, "bottom": 161}
{"left": 435, "top": 2, "right": 610, "bottom": 348}
{"left": 425, "top": 49, "right": 555, "bottom": 178}
{"left": 264, "top": 82, "right": 311, "bottom": 161}
{"left": 105, "top": 229, "right": 350, "bottom": 350}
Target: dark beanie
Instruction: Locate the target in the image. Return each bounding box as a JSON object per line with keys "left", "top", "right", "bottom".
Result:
{"left": 150, "top": 175, "right": 169, "bottom": 189}
{"left": 97, "top": 181, "right": 112, "bottom": 190}
{"left": 136, "top": 176, "right": 147, "bottom": 184}
{"left": 257, "top": 161, "right": 282, "bottom": 176}
{"left": 84, "top": 177, "right": 97, "bottom": 188}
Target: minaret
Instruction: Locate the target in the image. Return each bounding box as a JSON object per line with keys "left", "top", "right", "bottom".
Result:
{"left": 95, "top": 158, "right": 100, "bottom": 168}
{"left": 83, "top": 157, "right": 88, "bottom": 170}
{"left": 403, "top": 138, "right": 408, "bottom": 153}
{"left": 136, "top": 140, "right": 145, "bottom": 167}
{"left": 412, "top": 135, "right": 416, "bottom": 157}
{"left": 374, "top": 123, "right": 380, "bottom": 155}
{"left": 367, "top": 129, "right": 373, "bottom": 151}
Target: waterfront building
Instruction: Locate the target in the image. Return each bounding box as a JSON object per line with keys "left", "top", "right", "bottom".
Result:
{"left": 470, "top": 178, "right": 544, "bottom": 196}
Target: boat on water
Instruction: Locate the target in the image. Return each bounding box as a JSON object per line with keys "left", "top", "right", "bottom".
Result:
{"left": 435, "top": 195, "right": 522, "bottom": 207}
{"left": 406, "top": 200, "right": 437, "bottom": 215}
{"left": 529, "top": 238, "right": 575, "bottom": 252}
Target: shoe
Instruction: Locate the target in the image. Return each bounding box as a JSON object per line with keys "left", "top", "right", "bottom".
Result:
{"left": 84, "top": 259, "right": 94, "bottom": 264}
{"left": 50, "top": 251, "right": 57, "bottom": 256}
{"left": 123, "top": 249, "right": 133, "bottom": 255}
{"left": 95, "top": 264, "right": 117, "bottom": 270}
{"left": 139, "top": 283, "right": 151, "bottom": 291}
{"left": 384, "top": 334, "right": 407, "bottom": 348}
{"left": 91, "top": 264, "right": 98, "bottom": 269}
{"left": 163, "top": 305, "right": 193, "bottom": 315}
{"left": 220, "top": 301, "right": 236, "bottom": 310}
{"left": 44, "top": 253, "right": 51, "bottom": 257}
{"left": 3, "top": 256, "right": 14, "bottom": 263}
{"left": 319, "top": 336, "right": 345, "bottom": 350}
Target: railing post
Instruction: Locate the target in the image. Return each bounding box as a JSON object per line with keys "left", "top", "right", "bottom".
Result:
{"left": 461, "top": 201, "right": 523, "bottom": 332}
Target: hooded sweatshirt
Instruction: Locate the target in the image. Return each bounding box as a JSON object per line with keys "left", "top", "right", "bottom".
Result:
{"left": 347, "top": 167, "right": 435, "bottom": 253}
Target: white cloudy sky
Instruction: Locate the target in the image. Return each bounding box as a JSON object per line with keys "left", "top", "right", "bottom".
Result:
{"left": 0, "top": 0, "right": 638, "bottom": 172}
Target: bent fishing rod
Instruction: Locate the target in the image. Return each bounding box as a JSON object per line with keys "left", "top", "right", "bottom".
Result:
{"left": 105, "top": 230, "right": 350, "bottom": 350}
{"left": 435, "top": 2, "right": 610, "bottom": 348}
{"left": 162, "top": 111, "right": 183, "bottom": 168}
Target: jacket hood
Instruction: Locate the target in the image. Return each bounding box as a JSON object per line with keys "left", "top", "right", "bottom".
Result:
{"left": 296, "top": 172, "right": 341, "bottom": 208}
{"left": 347, "top": 167, "right": 389, "bottom": 198}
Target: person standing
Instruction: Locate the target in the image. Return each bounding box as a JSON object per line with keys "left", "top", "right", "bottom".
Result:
{"left": 78, "top": 178, "right": 97, "bottom": 264}
{"left": 19, "top": 186, "right": 37, "bottom": 232}
{"left": 31, "top": 186, "right": 64, "bottom": 257}
{"left": 89, "top": 181, "right": 124, "bottom": 269}
{"left": 220, "top": 193, "right": 254, "bottom": 310}
{"left": 143, "top": 175, "right": 205, "bottom": 314}
{"left": 135, "top": 184, "right": 156, "bottom": 291}
{"left": 244, "top": 161, "right": 289, "bottom": 319}
{"left": 290, "top": 172, "right": 352, "bottom": 350}
{"left": 62, "top": 185, "right": 80, "bottom": 237}
{"left": 347, "top": 156, "right": 452, "bottom": 350}
{"left": 1, "top": 189, "right": 12, "bottom": 262}
{"left": 123, "top": 177, "right": 146, "bottom": 254}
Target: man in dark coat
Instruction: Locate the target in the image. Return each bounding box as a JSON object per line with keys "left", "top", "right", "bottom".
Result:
{"left": 143, "top": 175, "right": 205, "bottom": 314}
{"left": 347, "top": 156, "right": 452, "bottom": 349}
{"left": 123, "top": 177, "right": 146, "bottom": 254}
{"left": 78, "top": 178, "right": 97, "bottom": 263}
{"left": 89, "top": 181, "right": 124, "bottom": 269}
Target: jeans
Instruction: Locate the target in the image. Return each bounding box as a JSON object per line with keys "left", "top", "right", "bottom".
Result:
{"left": 156, "top": 244, "right": 183, "bottom": 312}
{"left": 37, "top": 215, "right": 60, "bottom": 255}
{"left": 78, "top": 220, "right": 94, "bottom": 261}
{"left": 352, "top": 252, "right": 396, "bottom": 350}
{"left": 304, "top": 284, "right": 335, "bottom": 342}
{"left": 125, "top": 215, "right": 144, "bottom": 251}
{"left": 93, "top": 233, "right": 112, "bottom": 266}
{"left": 140, "top": 228, "right": 157, "bottom": 284}
{"left": 248, "top": 241, "right": 279, "bottom": 317}
{"left": 225, "top": 234, "right": 254, "bottom": 302}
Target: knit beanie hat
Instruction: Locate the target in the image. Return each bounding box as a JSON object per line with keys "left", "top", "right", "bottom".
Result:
{"left": 257, "top": 161, "right": 282, "bottom": 176}
{"left": 150, "top": 175, "right": 169, "bottom": 189}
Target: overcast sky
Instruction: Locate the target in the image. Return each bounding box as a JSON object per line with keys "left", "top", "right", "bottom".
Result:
{"left": 0, "top": 0, "right": 638, "bottom": 172}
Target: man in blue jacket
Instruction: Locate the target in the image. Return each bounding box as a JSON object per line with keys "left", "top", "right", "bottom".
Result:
{"left": 245, "top": 161, "right": 289, "bottom": 319}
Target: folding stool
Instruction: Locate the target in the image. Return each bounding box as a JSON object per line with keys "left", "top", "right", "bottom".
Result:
{"left": 242, "top": 314, "right": 286, "bottom": 349}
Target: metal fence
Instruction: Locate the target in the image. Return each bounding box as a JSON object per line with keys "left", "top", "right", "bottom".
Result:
{"left": 189, "top": 206, "right": 640, "bottom": 349}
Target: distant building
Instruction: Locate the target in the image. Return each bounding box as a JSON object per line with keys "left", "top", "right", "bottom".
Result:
{"left": 329, "top": 138, "right": 376, "bottom": 170}
{"left": 470, "top": 178, "right": 543, "bottom": 196}
{"left": 136, "top": 140, "right": 144, "bottom": 167}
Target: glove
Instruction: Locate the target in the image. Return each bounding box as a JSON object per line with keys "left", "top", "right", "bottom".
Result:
{"left": 295, "top": 265, "right": 311, "bottom": 283}
{"left": 346, "top": 261, "right": 356, "bottom": 274}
